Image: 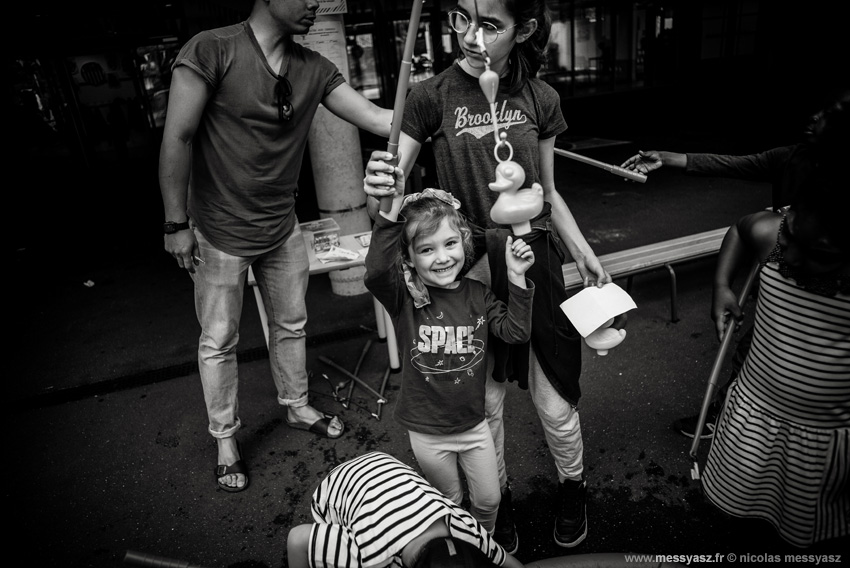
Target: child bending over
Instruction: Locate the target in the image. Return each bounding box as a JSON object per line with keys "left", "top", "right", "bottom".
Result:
{"left": 286, "top": 452, "right": 524, "bottom": 568}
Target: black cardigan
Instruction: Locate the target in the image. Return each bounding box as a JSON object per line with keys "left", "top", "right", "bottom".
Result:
{"left": 485, "top": 203, "right": 583, "bottom": 405}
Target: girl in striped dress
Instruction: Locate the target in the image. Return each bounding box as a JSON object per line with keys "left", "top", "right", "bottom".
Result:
{"left": 286, "top": 452, "right": 524, "bottom": 568}
{"left": 703, "top": 186, "right": 849, "bottom": 548}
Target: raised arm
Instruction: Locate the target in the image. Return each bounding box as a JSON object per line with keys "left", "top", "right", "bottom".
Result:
{"left": 540, "top": 137, "right": 611, "bottom": 287}
{"left": 158, "top": 65, "right": 211, "bottom": 273}
{"left": 504, "top": 236, "right": 534, "bottom": 289}
{"left": 323, "top": 82, "right": 393, "bottom": 137}
{"left": 363, "top": 213, "right": 408, "bottom": 318}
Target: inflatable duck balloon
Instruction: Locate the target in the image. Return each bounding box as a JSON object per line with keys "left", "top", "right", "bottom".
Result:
{"left": 489, "top": 160, "right": 544, "bottom": 236}
{"left": 584, "top": 317, "right": 627, "bottom": 356}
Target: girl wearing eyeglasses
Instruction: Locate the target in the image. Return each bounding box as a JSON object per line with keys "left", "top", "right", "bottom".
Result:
{"left": 364, "top": 0, "right": 611, "bottom": 552}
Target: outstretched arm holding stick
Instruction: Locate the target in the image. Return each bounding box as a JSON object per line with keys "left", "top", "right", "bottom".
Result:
{"left": 619, "top": 149, "right": 686, "bottom": 175}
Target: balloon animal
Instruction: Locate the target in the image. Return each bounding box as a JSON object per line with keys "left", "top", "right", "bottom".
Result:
{"left": 488, "top": 158, "right": 544, "bottom": 236}
{"left": 584, "top": 317, "right": 627, "bottom": 356}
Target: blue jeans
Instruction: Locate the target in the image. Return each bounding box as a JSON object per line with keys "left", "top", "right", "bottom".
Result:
{"left": 192, "top": 224, "right": 310, "bottom": 438}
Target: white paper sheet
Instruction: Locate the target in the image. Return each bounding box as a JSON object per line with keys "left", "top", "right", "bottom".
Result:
{"left": 316, "top": 246, "right": 361, "bottom": 263}
{"left": 559, "top": 283, "right": 637, "bottom": 337}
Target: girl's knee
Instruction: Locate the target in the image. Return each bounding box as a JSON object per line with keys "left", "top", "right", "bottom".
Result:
{"left": 435, "top": 486, "right": 463, "bottom": 505}
{"left": 419, "top": 467, "right": 463, "bottom": 503}
{"left": 473, "top": 489, "right": 501, "bottom": 516}
{"left": 534, "top": 393, "right": 580, "bottom": 422}
{"left": 286, "top": 524, "right": 313, "bottom": 568}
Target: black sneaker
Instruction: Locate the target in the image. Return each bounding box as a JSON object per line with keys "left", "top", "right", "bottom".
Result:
{"left": 554, "top": 477, "right": 587, "bottom": 548}
{"left": 672, "top": 402, "right": 722, "bottom": 440}
{"left": 493, "top": 487, "right": 518, "bottom": 554}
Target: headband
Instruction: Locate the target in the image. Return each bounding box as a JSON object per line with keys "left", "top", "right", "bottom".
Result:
{"left": 401, "top": 188, "right": 462, "bottom": 211}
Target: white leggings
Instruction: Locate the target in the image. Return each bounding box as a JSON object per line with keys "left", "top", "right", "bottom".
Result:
{"left": 486, "top": 346, "right": 584, "bottom": 484}
{"left": 408, "top": 420, "right": 501, "bottom": 533}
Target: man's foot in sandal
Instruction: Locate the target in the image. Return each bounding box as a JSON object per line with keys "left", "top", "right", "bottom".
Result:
{"left": 215, "top": 437, "right": 249, "bottom": 492}
{"left": 286, "top": 406, "right": 344, "bottom": 439}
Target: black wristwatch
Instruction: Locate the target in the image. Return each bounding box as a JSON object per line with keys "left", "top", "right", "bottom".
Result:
{"left": 163, "top": 221, "right": 190, "bottom": 234}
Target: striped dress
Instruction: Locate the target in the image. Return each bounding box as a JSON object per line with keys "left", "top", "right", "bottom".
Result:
{"left": 702, "top": 261, "right": 850, "bottom": 547}
{"left": 307, "top": 452, "right": 507, "bottom": 568}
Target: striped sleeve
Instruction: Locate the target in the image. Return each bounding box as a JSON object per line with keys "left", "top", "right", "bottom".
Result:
{"left": 309, "top": 522, "right": 361, "bottom": 568}
{"left": 447, "top": 508, "right": 507, "bottom": 566}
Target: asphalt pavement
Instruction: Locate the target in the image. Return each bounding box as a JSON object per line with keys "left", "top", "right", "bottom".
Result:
{"left": 11, "top": 138, "right": 847, "bottom": 568}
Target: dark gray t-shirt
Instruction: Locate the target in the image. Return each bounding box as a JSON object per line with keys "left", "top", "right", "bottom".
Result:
{"left": 174, "top": 22, "right": 345, "bottom": 255}
{"left": 364, "top": 215, "right": 534, "bottom": 435}
{"left": 402, "top": 62, "right": 567, "bottom": 240}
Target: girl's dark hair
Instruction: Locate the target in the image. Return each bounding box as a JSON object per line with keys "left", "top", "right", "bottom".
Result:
{"left": 790, "top": 93, "right": 850, "bottom": 255}
{"left": 413, "top": 537, "right": 499, "bottom": 568}
{"left": 503, "top": 0, "right": 551, "bottom": 94}
{"left": 790, "top": 165, "right": 850, "bottom": 255}
{"left": 811, "top": 89, "right": 850, "bottom": 164}
{"left": 398, "top": 197, "right": 474, "bottom": 273}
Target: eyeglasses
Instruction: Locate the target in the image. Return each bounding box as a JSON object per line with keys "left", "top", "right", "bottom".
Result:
{"left": 276, "top": 74, "right": 293, "bottom": 122}
{"left": 447, "top": 10, "right": 518, "bottom": 44}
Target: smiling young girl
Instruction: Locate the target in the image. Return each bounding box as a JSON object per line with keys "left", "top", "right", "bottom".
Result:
{"left": 364, "top": 0, "right": 610, "bottom": 550}
{"left": 364, "top": 188, "right": 534, "bottom": 534}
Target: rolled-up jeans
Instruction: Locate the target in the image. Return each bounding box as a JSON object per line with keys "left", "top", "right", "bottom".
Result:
{"left": 192, "top": 223, "right": 310, "bottom": 439}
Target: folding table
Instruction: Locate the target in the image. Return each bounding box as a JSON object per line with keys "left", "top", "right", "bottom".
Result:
{"left": 246, "top": 228, "right": 399, "bottom": 419}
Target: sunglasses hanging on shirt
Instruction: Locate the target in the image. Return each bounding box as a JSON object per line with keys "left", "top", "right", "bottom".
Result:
{"left": 276, "top": 74, "right": 293, "bottom": 122}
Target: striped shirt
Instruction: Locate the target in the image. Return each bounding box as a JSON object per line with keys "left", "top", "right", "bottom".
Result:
{"left": 703, "top": 263, "right": 850, "bottom": 547}
{"left": 308, "top": 452, "right": 507, "bottom": 568}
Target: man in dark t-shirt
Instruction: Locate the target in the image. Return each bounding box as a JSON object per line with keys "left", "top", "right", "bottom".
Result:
{"left": 159, "top": 0, "right": 391, "bottom": 492}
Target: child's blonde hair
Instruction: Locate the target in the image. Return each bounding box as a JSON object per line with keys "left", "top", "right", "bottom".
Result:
{"left": 398, "top": 193, "right": 474, "bottom": 274}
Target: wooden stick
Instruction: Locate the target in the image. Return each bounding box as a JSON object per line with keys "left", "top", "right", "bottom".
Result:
{"left": 554, "top": 148, "right": 647, "bottom": 183}
{"left": 689, "top": 259, "right": 760, "bottom": 479}
{"left": 380, "top": 0, "right": 425, "bottom": 213}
